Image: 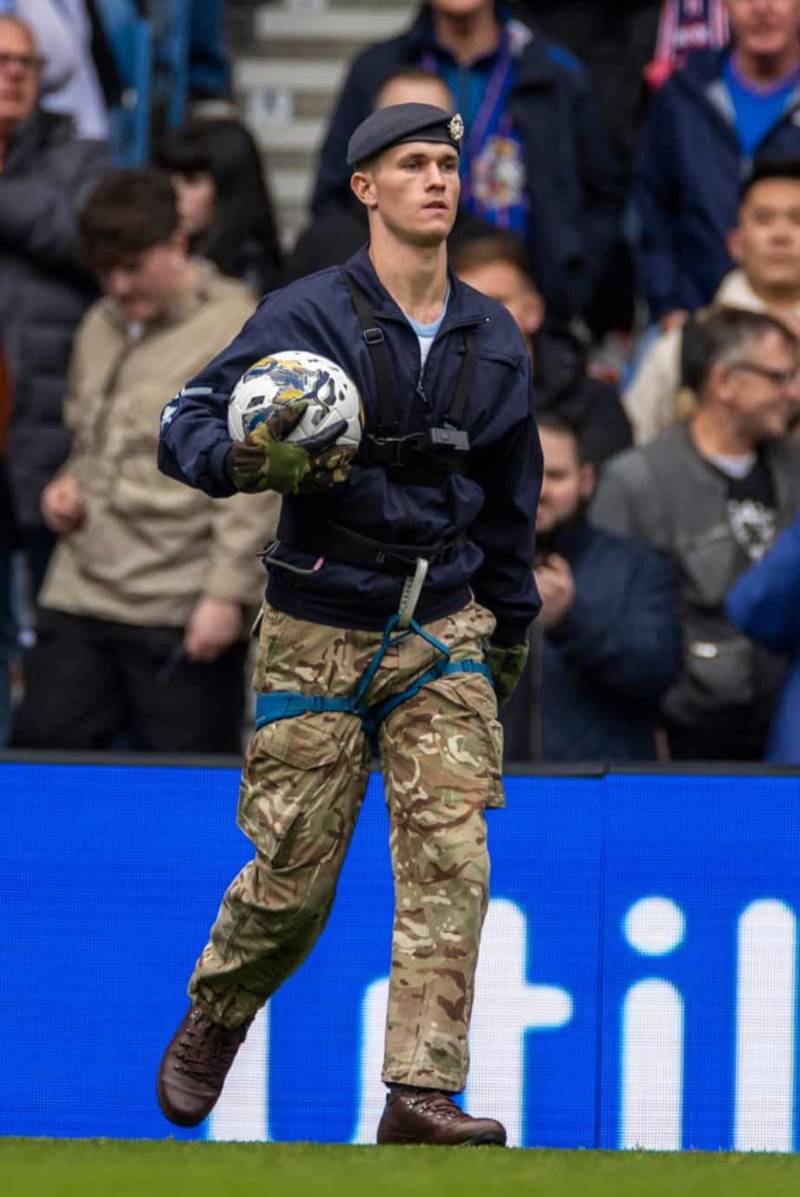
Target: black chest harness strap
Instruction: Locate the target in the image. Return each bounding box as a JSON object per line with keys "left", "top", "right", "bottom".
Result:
{"left": 342, "top": 271, "right": 478, "bottom": 479}
{"left": 263, "top": 273, "right": 479, "bottom": 585}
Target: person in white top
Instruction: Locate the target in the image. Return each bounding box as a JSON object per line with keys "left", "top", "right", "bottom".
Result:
{"left": 3, "top": 0, "right": 108, "bottom": 139}
{"left": 625, "top": 159, "right": 800, "bottom": 443}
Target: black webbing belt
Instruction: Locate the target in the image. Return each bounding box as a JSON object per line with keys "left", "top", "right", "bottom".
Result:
{"left": 275, "top": 509, "right": 467, "bottom": 576}
{"left": 342, "top": 271, "right": 478, "bottom": 479}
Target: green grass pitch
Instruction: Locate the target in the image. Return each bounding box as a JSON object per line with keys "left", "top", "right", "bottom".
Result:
{"left": 4, "top": 1140, "right": 800, "bottom": 1197}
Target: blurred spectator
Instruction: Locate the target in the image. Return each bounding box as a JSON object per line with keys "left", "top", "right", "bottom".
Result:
{"left": 0, "top": 10, "right": 107, "bottom": 720}
{"left": 635, "top": 0, "right": 800, "bottom": 325}
{"left": 592, "top": 306, "right": 800, "bottom": 760}
{"left": 502, "top": 414, "right": 681, "bottom": 764}
{"left": 185, "top": 0, "right": 231, "bottom": 103}
{"left": 310, "top": 0, "right": 625, "bottom": 321}
{"left": 727, "top": 509, "right": 800, "bottom": 761}
{"left": 626, "top": 159, "right": 800, "bottom": 442}
{"left": 450, "top": 228, "right": 632, "bottom": 468}
{"left": 0, "top": 349, "right": 12, "bottom": 745}
{"left": 520, "top": 2, "right": 662, "bottom": 174}
{"left": 157, "top": 116, "right": 283, "bottom": 295}
{"left": 11, "top": 169, "right": 278, "bottom": 753}
{"left": 3, "top": 0, "right": 109, "bottom": 139}
{"left": 285, "top": 67, "right": 454, "bottom": 283}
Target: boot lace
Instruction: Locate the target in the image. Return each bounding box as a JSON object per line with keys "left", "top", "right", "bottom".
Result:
{"left": 408, "top": 1091, "right": 462, "bottom": 1121}
{"left": 174, "top": 1010, "right": 246, "bottom": 1084}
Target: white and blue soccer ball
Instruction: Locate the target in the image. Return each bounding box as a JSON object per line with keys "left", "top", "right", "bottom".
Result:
{"left": 227, "top": 350, "right": 363, "bottom": 450}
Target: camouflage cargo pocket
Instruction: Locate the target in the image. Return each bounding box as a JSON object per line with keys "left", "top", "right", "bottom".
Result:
{"left": 237, "top": 713, "right": 344, "bottom": 864}
{"left": 383, "top": 670, "right": 505, "bottom": 811}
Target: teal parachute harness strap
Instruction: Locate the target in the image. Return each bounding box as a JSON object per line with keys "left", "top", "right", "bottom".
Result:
{"left": 254, "top": 561, "right": 494, "bottom": 754}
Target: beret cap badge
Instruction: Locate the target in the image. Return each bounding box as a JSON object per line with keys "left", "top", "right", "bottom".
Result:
{"left": 448, "top": 114, "right": 465, "bottom": 145}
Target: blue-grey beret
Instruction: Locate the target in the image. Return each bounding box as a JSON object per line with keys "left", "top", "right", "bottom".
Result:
{"left": 347, "top": 103, "right": 464, "bottom": 167}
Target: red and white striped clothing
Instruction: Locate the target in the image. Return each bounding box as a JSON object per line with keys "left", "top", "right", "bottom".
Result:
{"left": 646, "top": 0, "right": 729, "bottom": 89}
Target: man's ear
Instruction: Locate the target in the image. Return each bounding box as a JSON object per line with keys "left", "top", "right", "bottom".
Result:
{"left": 578, "top": 460, "right": 595, "bottom": 503}
{"left": 520, "top": 286, "right": 545, "bottom": 338}
{"left": 728, "top": 226, "right": 743, "bottom": 264}
{"left": 351, "top": 168, "right": 378, "bottom": 209}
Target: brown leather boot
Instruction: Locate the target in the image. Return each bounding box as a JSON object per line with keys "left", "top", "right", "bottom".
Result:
{"left": 376, "top": 1087, "right": 507, "bottom": 1146}
{"left": 156, "top": 1003, "right": 253, "bottom": 1127}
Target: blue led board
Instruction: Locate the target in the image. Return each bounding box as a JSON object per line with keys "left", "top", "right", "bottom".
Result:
{"left": 1, "top": 763, "right": 798, "bottom": 1150}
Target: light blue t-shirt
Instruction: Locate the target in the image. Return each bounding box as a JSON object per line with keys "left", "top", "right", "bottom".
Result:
{"left": 723, "top": 54, "right": 799, "bottom": 157}
{"left": 404, "top": 289, "right": 450, "bottom": 370}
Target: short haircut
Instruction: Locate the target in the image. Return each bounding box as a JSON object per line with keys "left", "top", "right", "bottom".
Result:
{"left": 537, "top": 412, "right": 585, "bottom": 459}
{"left": 681, "top": 306, "right": 797, "bottom": 395}
{"left": 740, "top": 157, "right": 800, "bottom": 204}
{"left": 448, "top": 228, "right": 534, "bottom": 285}
{"left": 79, "top": 168, "right": 179, "bottom": 269}
{"left": 375, "top": 64, "right": 450, "bottom": 102}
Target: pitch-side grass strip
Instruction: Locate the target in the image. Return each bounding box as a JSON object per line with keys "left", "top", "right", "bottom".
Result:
{"left": 4, "top": 1139, "right": 800, "bottom": 1197}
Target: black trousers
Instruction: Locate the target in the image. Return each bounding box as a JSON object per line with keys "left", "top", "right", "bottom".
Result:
{"left": 11, "top": 610, "right": 247, "bottom": 754}
{"left": 665, "top": 719, "right": 765, "bottom": 763}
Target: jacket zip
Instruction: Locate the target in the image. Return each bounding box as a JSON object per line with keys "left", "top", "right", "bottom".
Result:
{"left": 372, "top": 308, "right": 485, "bottom": 415}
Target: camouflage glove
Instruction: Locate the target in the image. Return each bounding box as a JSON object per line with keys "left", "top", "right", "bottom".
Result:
{"left": 230, "top": 399, "right": 350, "bottom": 495}
{"left": 296, "top": 443, "right": 356, "bottom": 495}
{"left": 485, "top": 641, "right": 530, "bottom": 709}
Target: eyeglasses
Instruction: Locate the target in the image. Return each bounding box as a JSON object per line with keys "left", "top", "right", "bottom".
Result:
{"left": 728, "top": 361, "right": 798, "bottom": 387}
{"left": 0, "top": 52, "right": 45, "bottom": 73}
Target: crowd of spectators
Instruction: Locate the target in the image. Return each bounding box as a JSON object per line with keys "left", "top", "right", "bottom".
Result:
{"left": 3, "top": 0, "right": 800, "bottom": 766}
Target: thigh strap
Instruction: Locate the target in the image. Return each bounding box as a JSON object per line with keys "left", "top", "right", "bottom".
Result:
{"left": 254, "top": 613, "right": 493, "bottom": 753}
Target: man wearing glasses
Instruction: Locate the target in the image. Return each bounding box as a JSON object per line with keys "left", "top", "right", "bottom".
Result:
{"left": 0, "top": 13, "right": 107, "bottom": 745}
{"left": 592, "top": 306, "right": 800, "bottom": 761}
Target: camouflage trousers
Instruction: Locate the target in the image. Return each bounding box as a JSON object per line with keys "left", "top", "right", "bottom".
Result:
{"left": 189, "top": 598, "right": 504, "bottom": 1092}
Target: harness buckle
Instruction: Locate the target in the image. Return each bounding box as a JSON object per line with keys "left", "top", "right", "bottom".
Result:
{"left": 398, "top": 557, "right": 429, "bottom": 629}
{"left": 428, "top": 426, "right": 470, "bottom": 454}
{"left": 363, "top": 327, "right": 385, "bottom": 345}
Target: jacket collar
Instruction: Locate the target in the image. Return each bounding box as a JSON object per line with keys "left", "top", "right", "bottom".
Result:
{"left": 544, "top": 512, "right": 592, "bottom": 559}
{"left": 715, "top": 267, "right": 800, "bottom": 318}
{"left": 406, "top": 3, "right": 545, "bottom": 80}
{"left": 343, "top": 244, "right": 485, "bottom": 327}
{"left": 4, "top": 107, "right": 69, "bottom": 171}
{"left": 674, "top": 48, "right": 800, "bottom": 119}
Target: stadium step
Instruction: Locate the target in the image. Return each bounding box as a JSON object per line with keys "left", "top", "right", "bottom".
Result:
{"left": 232, "top": 0, "right": 416, "bottom": 252}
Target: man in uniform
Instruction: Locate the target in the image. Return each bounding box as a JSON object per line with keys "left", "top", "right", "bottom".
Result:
{"left": 156, "top": 103, "right": 541, "bottom": 1146}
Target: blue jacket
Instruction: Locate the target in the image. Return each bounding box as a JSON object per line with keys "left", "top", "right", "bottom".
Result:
{"left": 727, "top": 515, "right": 800, "bottom": 764}
{"left": 502, "top": 519, "right": 682, "bottom": 763}
{"left": 311, "top": 8, "right": 624, "bottom": 318}
{"left": 634, "top": 49, "right": 800, "bottom": 318}
{"left": 158, "top": 247, "right": 542, "bottom": 646}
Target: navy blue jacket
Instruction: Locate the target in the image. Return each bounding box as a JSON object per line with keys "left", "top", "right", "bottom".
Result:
{"left": 158, "top": 247, "right": 541, "bottom": 646}
{"left": 502, "top": 518, "right": 681, "bottom": 763}
{"left": 311, "top": 8, "right": 625, "bottom": 318}
{"left": 635, "top": 49, "right": 800, "bottom": 318}
{"left": 727, "top": 515, "right": 800, "bottom": 764}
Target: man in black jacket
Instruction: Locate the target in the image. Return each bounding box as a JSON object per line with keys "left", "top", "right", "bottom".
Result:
{"left": 0, "top": 14, "right": 107, "bottom": 584}
{"left": 502, "top": 413, "right": 681, "bottom": 764}
{"left": 0, "top": 13, "right": 107, "bottom": 743}
{"left": 311, "top": 0, "right": 624, "bottom": 320}
{"left": 450, "top": 228, "right": 632, "bottom": 468}
{"left": 156, "top": 103, "right": 541, "bottom": 1146}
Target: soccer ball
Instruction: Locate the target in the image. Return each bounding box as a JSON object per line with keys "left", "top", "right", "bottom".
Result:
{"left": 227, "top": 350, "right": 363, "bottom": 450}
